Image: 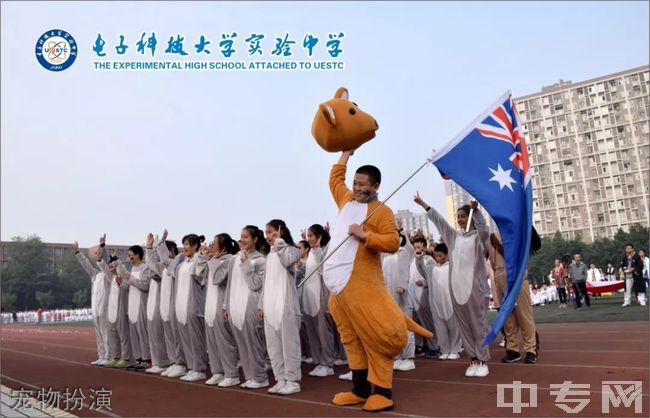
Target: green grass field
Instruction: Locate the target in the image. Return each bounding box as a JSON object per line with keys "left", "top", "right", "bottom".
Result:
{"left": 488, "top": 292, "right": 649, "bottom": 324}
{"left": 38, "top": 320, "right": 94, "bottom": 327}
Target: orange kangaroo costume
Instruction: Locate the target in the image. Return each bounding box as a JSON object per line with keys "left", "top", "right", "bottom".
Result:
{"left": 312, "top": 87, "right": 432, "bottom": 412}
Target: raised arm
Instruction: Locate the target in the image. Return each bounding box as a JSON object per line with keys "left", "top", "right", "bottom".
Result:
{"left": 273, "top": 239, "right": 300, "bottom": 269}
{"left": 73, "top": 242, "right": 99, "bottom": 279}
{"left": 413, "top": 191, "right": 457, "bottom": 247}
{"left": 472, "top": 202, "right": 490, "bottom": 249}
{"left": 330, "top": 151, "right": 355, "bottom": 209}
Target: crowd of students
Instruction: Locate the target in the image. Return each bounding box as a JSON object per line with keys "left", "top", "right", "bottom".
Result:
{"left": 71, "top": 201, "right": 540, "bottom": 397}
{"left": 1, "top": 309, "right": 93, "bottom": 324}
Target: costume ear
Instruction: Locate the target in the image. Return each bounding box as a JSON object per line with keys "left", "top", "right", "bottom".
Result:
{"left": 320, "top": 103, "right": 336, "bottom": 126}
{"left": 334, "top": 87, "right": 349, "bottom": 100}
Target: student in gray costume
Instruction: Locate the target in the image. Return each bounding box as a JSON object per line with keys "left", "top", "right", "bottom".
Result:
{"left": 416, "top": 242, "right": 462, "bottom": 360}
{"left": 382, "top": 225, "right": 416, "bottom": 371}
{"left": 224, "top": 225, "right": 269, "bottom": 390}
{"left": 146, "top": 233, "right": 186, "bottom": 378}
{"left": 409, "top": 236, "right": 439, "bottom": 357}
{"left": 302, "top": 224, "right": 336, "bottom": 378}
{"left": 259, "top": 220, "right": 302, "bottom": 396}
{"left": 73, "top": 237, "right": 111, "bottom": 365}
{"left": 295, "top": 240, "right": 313, "bottom": 364}
{"left": 106, "top": 256, "right": 133, "bottom": 368}
{"left": 166, "top": 233, "right": 209, "bottom": 382}
{"left": 141, "top": 233, "right": 171, "bottom": 374}
{"left": 203, "top": 233, "right": 241, "bottom": 387}
{"left": 414, "top": 194, "right": 491, "bottom": 378}
{"left": 116, "top": 245, "right": 154, "bottom": 370}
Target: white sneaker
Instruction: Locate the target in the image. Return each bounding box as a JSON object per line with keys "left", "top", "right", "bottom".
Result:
{"left": 473, "top": 363, "right": 489, "bottom": 377}
{"left": 240, "top": 380, "right": 252, "bottom": 388}
{"left": 312, "top": 366, "right": 334, "bottom": 377}
{"left": 145, "top": 365, "right": 167, "bottom": 374}
{"left": 91, "top": 359, "right": 102, "bottom": 365}
{"left": 392, "top": 360, "right": 402, "bottom": 370}
{"left": 218, "top": 377, "right": 241, "bottom": 387}
{"left": 268, "top": 380, "right": 286, "bottom": 394}
{"left": 334, "top": 359, "right": 348, "bottom": 366}
{"left": 167, "top": 365, "right": 188, "bottom": 378}
{"left": 246, "top": 379, "right": 269, "bottom": 389}
{"left": 338, "top": 371, "right": 352, "bottom": 381}
{"left": 447, "top": 353, "right": 460, "bottom": 360}
{"left": 438, "top": 353, "right": 449, "bottom": 360}
{"left": 278, "top": 381, "right": 301, "bottom": 395}
{"left": 308, "top": 365, "right": 322, "bottom": 376}
{"left": 498, "top": 340, "right": 505, "bottom": 348}
{"left": 181, "top": 371, "right": 206, "bottom": 382}
{"left": 302, "top": 357, "right": 313, "bottom": 364}
{"left": 622, "top": 303, "right": 631, "bottom": 307}
{"left": 205, "top": 373, "right": 225, "bottom": 385}
{"left": 394, "top": 359, "right": 415, "bottom": 371}
{"left": 161, "top": 364, "right": 175, "bottom": 377}
{"left": 465, "top": 363, "right": 478, "bottom": 377}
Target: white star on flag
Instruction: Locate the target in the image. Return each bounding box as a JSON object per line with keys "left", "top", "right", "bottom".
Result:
{"left": 488, "top": 164, "right": 517, "bottom": 191}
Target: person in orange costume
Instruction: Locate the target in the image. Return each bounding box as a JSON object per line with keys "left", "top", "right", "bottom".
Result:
{"left": 324, "top": 151, "right": 433, "bottom": 412}
{"left": 312, "top": 88, "right": 432, "bottom": 412}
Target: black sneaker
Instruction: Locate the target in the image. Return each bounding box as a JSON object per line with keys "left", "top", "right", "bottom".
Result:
{"left": 525, "top": 352, "right": 537, "bottom": 364}
{"left": 425, "top": 349, "right": 441, "bottom": 359}
{"left": 502, "top": 350, "right": 522, "bottom": 363}
{"left": 414, "top": 346, "right": 425, "bottom": 357}
{"left": 134, "top": 360, "right": 149, "bottom": 370}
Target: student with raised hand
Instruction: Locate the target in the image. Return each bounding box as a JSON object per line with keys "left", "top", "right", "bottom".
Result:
{"left": 413, "top": 192, "right": 491, "bottom": 377}
{"left": 115, "top": 245, "right": 155, "bottom": 371}
{"left": 415, "top": 242, "right": 462, "bottom": 361}
{"left": 145, "top": 229, "right": 187, "bottom": 378}
{"left": 302, "top": 224, "right": 336, "bottom": 378}
{"left": 73, "top": 234, "right": 111, "bottom": 366}
{"left": 165, "top": 233, "right": 209, "bottom": 382}
{"left": 203, "top": 233, "right": 241, "bottom": 387}
{"left": 258, "top": 220, "right": 302, "bottom": 396}
{"left": 142, "top": 233, "right": 171, "bottom": 374}
{"left": 223, "top": 225, "right": 269, "bottom": 390}
{"left": 106, "top": 250, "right": 134, "bottom": 368}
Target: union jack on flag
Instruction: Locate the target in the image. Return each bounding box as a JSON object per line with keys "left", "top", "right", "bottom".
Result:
{"left": 430, "top": 91, "right": 533, "bottom": 345}
{"left": 475, "top": 94, "right": 531, "bottom": 187}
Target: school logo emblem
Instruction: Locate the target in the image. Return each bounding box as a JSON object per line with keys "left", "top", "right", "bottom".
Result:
{"left": 35, "top": 29, "right": 77, "bottom": 71}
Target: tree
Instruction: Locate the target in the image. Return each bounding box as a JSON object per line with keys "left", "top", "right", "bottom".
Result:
{"left": 1, "top": 236, "right": 58, "bottom": 310}
{"left": 35, "top": 290, "right": 56, "bottom": 309}
{"left": 1, "top": 292, "right": 17, "bottom": 312}
{"left": 58, "top": 249, "right": 91, "bottom": 307}
{"left": 73, "top": 289, "right": 88, "bottom": 308}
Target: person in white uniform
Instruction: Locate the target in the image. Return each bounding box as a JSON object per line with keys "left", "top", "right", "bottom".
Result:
{"left": 259, "top": 220, "right": 302, "bottom": 396}
{"left": 224, "top": 225, "right": 270, "bottom": 390}
{"left": 202, "top": 233, "right": 241, "bottom": 387}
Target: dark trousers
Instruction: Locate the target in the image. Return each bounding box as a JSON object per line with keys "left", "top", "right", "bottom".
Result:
{"left": 572, "top": 281, "right": 590, "bottom": 307}
{"left": 557, "top": 288, "right": 567, "bottom": 304}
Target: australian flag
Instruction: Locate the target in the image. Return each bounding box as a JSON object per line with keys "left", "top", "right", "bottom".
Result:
{"left": 430, "top": 91, "right": 533, "bottom": 345}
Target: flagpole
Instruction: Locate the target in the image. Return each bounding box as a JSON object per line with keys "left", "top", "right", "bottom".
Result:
{"left": 465, "top": 208, "right": 474, "bottom": 233}
{"left": 297, "top": 159, "right": 431, "bottom": 288}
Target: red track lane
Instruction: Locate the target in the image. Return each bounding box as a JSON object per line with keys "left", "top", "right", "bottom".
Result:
{"left": 1, "top": 322, "right": 648, "bottom": 417}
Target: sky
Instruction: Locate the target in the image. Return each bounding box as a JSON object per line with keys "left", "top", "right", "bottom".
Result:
{"left": 1, "top": 1, "right": 648, "bottom": 247}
